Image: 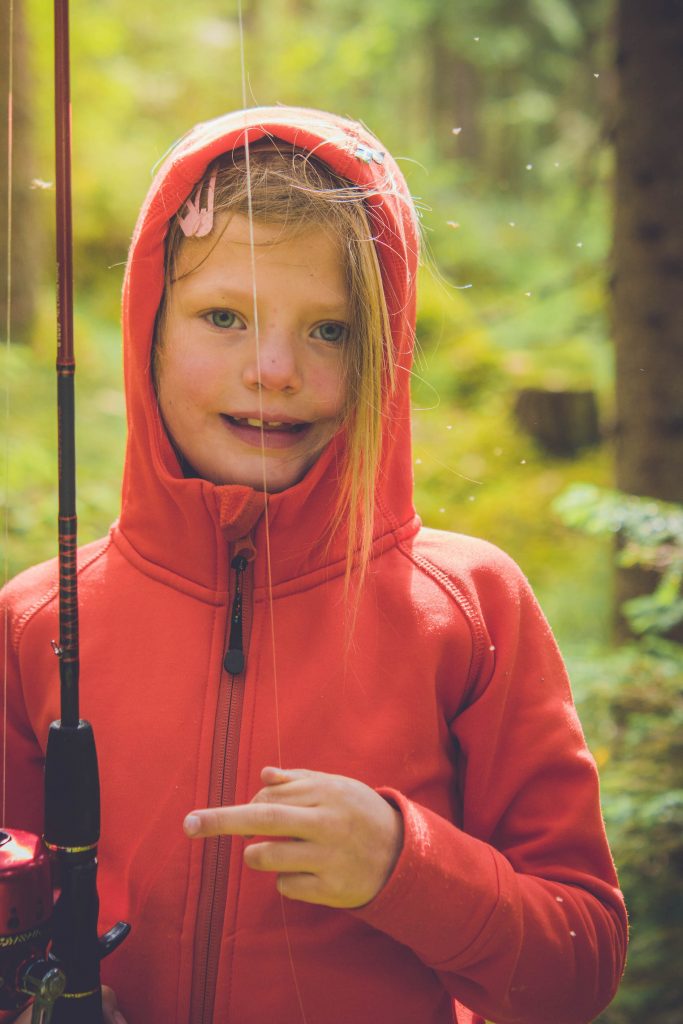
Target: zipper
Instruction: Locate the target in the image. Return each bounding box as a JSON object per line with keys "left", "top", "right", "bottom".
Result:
{"left": 224, "top": 553, "right": 248, "bottom": 675}
{"left": 190, "top": 539, "right": 254, "bottom": 1024}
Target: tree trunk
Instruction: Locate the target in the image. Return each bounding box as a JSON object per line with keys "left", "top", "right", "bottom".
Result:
{"left": 612, "top": 0, "right": 683, "bottom": 634}
{"left": 427, "top": 12, "right": 482, "bottom": 161}
{"left": 0, "top": 0, "right": 41, "bottom": 345}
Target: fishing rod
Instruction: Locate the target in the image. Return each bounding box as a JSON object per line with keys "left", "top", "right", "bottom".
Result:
{"left": 0, "top": 2, "right": 129, "bottom": 1020}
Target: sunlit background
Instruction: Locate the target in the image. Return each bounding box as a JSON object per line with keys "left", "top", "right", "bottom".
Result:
{"left": 2, "top": 1, "right": 681, "bottom": 1018}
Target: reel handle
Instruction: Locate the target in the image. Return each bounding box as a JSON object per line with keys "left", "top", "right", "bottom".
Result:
{"left": 20, "top": 960, "right": 66, "bottom": 1024}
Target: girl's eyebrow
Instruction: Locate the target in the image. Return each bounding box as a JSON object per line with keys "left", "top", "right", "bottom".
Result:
{"left": 179, "top": 280, "right": 253, "bottom": 305}
{"left": 178, "top": 276, "right": 349, "bottom": 315}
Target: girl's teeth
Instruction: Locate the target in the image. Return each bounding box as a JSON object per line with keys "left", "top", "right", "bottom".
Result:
{"left": 245, "top": 418, "right": 284, "bottom": 428}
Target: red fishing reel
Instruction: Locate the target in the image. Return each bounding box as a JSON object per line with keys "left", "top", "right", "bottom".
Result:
{"left": 0, "top": 721, "right": 131, "bottom": 1024}
{"left": 0, "top": 829, "right": 65, "bottom": 1022}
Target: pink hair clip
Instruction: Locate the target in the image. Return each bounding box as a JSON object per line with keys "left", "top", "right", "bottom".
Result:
{"left": 177, "top": 168, "right": 217, "bottom": 238}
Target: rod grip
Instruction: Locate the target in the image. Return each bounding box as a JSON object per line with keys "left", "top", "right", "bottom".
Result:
{"left": 51, "top": 988, "right": 102, "bottom": 1024}
{"left": 49, "top": 855, "right": 101, "bottom": 1023}
{"left": 44, "top": 721, "right": 100, "bottom": 851}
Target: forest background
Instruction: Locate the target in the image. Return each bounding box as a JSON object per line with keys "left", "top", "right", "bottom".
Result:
{"left": 2, "top": 0, "right": 681, "bottom": 1020}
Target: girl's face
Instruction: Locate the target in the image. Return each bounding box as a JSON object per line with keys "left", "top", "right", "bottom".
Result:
{"left": 156, "top": 213, "right": 348, "bottom": 492}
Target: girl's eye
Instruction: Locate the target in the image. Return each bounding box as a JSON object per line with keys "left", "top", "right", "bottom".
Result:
{"left": 312, "top": 322, "right": 347, "bottom": 344}
{"left": 208, "top": 309, "right": 242, "bottom": 330}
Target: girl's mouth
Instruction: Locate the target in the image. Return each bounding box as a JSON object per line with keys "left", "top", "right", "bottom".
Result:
{"left": 221, "top": 414, "right": 311, "bottom": 449}
{"left": 226, "top": 415, "right": 308, "bottom": 432}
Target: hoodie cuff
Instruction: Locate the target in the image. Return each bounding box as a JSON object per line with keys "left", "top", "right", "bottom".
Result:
{"left": 351, "top": 787, "right": 509, "bottom": 969}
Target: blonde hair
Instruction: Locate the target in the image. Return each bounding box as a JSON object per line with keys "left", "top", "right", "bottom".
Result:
{"left": 156, "top": 141, "right": 396, "bottom": 589}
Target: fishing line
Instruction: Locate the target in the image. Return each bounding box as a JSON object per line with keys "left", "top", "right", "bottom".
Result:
{"left": 2, "top": 0, "right": 15, "bottom": 827}
{"left": 236, "top": 3, "right": 282, "bottom": 771}
{"left": 236, "top": 5, "right": 309, "bottom": 1022}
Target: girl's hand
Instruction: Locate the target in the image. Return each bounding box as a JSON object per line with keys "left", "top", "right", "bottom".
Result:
{"left": 183, "top": 767, "right": 404, "bottom": 908}
{"left": 102, "top": 986, "right": 128, "bottom": 1024}
{"left": 15, "top": 986, "right": 126, "bottom": 1024}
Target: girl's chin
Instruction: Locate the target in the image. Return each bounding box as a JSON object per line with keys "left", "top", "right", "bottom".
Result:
{"left": 206, "top": 455, "right": 316, "bottom": 492}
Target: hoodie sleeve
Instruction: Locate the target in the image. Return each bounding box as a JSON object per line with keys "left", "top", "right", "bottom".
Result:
{"left": 0, "top": 580, "right": 48, "bottom": 838}
{"left": 352, "top": 545, "right": 628, "bottom": 1024}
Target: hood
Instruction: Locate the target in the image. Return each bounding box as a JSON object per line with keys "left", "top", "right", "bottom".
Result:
{"left": 119, "top": 107, "right": 420, "bottom": 593}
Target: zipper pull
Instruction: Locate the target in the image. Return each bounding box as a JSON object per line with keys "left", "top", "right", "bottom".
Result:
{"left": 224, "top": 553, "right": 248, "bottom": 674}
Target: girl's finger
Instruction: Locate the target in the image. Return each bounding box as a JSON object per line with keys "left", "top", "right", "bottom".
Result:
{"left": 251, "top": 778, "right": 321, "bottom": 806}
{"left": 260, "top": 765, "right": 312, "bottom": 785}
{"left": 183, "top": 802, "right": 313, "bottom": 839}
{"left": 276, "top": 871, "right": 327, "bottom": 905}
{"left": 244, "top": 839, "right": 318, "bottom": 875}
{"left": 255, "top": 767, "right": 353, "bottom": 805}
{"left": 101, "top": 985, "right": 127, "bottom": 1024}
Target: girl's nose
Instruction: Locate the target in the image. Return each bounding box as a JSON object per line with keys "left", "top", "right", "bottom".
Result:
{"left": 243, "top": 329, "right": 302, "bottom": 393}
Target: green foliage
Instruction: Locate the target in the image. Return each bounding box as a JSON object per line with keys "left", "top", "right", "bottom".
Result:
{"left": 409, "top": 258, "right": 615, "bottom": 653}
{"left": 569, "top": 643, "right": 683, "bottom": 1023}
{"left": 20, "top": 0, "right": 613, "bottom": 296}
{"left": 555, "top": 484, "right": 683, "bottom": 635}
{"left": 556, "top": 486, "right": 683, "bottom": 1020}
{"left": 2, "top": 294, "right": 125, "bottom": 579}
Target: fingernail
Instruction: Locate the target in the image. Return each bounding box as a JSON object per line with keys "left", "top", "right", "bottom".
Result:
{"left": 184, "top": 814, "right": 200, "bottom": 836}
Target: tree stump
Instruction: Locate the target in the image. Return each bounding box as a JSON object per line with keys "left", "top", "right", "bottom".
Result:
{"left": 514, "top": 388, "right": 600, "bottom": 457}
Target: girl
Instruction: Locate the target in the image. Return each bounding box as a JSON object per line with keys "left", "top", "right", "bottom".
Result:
{"left": 4, "top": 108, "right": 627, "bottom": 1024}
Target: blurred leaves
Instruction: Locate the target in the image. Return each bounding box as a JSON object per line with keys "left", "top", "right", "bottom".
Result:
{"left": 570, "top": 642, "right": 683, "bottom": 1022}
{"left": 8, "top": 2, "right": 681, "bottom": 1018}
{"left": 555, "top": 484, "right": 683, "bottom": 548}
{"left": 21, "top": 0, "right": 613, "bottom": 272}
{"left": 555, "top": 485, "right": 683, "bottom": 635}
{"left": 529, "top": 0, "right": 584, "bottom": 48}
{"left": 557, "top": 485, "right": 683, "bottom": 1017}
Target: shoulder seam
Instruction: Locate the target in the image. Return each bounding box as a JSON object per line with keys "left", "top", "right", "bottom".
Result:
{"left": 377, "top": 495, "right": 488, "bottom": 689}
{"left": 12, "top": 537, "right": 113, "bottom": 651}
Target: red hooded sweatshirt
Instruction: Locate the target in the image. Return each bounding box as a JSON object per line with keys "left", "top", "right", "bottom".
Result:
{"left": 2, "top": 108, "right": 626, "bottom": 1024}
